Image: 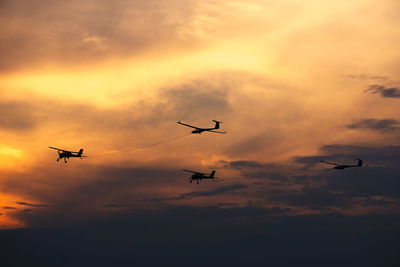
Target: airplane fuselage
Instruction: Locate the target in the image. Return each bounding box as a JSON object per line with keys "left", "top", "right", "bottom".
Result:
{"left": 59, "top": 152, "right": 80, "bottom": 158}
{"left": 334, "top": 165, "right": 358, "bottom": 170}
{"left": 189, "top": 174, "right": 213, "bottom": 183}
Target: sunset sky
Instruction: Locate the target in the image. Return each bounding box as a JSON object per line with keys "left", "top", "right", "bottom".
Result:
{"left": 1, "top": 0, "right": 399, "bottom": 265}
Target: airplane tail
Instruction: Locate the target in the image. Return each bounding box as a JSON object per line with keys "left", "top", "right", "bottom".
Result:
{"left": 78, "top": 149, "right": 84, "bottom": 157}
{"left": 356, "top": 158, "right": 363, "bottom": 167}
{"left": 212, "top": 120, "right": 222, "bottom": 129}
{"left": 210, "top": 170, "right": 216, "bottom": 178}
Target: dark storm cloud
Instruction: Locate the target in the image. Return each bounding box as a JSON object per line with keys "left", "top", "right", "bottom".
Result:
{"left": 148, "top": 184, "right": 248, "bottom": 202}
{"left": 3, "top": 206, "right": 16, "bottom": 210}
{"left": 271, "top": 188, "right": 351, "bottom": 211}
{"left": 1, "top": 208, "right": 399, "bottom": 266}
{"left": 346, "top": 118, "right": 400, "bottom": 132}
{"left": 354, "top": 196, "right": 397, "bottom": 207}
{"left": 365, "top": 84, "right": 400, "bottom": 98}
{"left": 0, "top": 102, "right": 35, "bottom": 130}
{"left": 15, "top": 202, "right": 53, "bottom": 208}
{"left": 319, "top": 167, "right": 400, "bottom": 198}
{"left": 0, "top": 0, "right": 200, "bottom": 71}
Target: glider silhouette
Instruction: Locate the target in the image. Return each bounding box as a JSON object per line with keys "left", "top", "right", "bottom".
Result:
{"left": 177, "top": 120, "right": 226, "bottom": 134}
{"left": 320, "top": 158, "right": 365, "bottom": 170}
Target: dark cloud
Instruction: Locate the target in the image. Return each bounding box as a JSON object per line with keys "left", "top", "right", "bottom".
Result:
{"left": 319, "top": 167, "right": 400, "bottom": 198}
{"left": 220, "top": 144, "right": 400, "bottom": 211}
{"left": 148, "top": 184, "right": 248, "bottom": 202}
{"left": 104, "top": 203, "right": 136, "bottom": 209}
{"left": 21, "top": 209, "right": 33, "bottom": 214}
{"left": 215, "top": 202, "right": 239, "bottom": 208}
{"left": 3, "top": 206, "right": 16, "bottom": 210}
{"left": 354, "top": 196, "right": 397, "bottom": 207}
{"left": 0, "top": 208, "right": 399, "bottom": 266}
{"left": 346, "top": 118, "right": 400, "bottom": 132}
{"left": 271, "top": 188, "right": 351, "bottom": 211}
{"left": 257, "top": 168, "right": 400, "bottom": 210}
{"left": 292, "top": 145, "right": 400, "bottom": 202}
{"left": 16, "top": 202, "right": 53, "bottom": 208}
{"left": 365, "top": 84, "right": 400, "bottom": 98}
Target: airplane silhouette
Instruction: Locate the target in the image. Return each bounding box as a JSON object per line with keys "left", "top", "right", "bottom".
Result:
{"left": 49, "top": 147, "right": 86, "bottom": 163}
{"left": 177, "top": 120, "right": 226, "bottom": 134}
{"left": 182, "top": 169, "right": 218, "bottom": 184}
{"left": 320, "top": 158, "right": 365, "bottom": 170}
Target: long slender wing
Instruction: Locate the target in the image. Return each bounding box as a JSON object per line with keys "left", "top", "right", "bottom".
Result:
{"left": 320, "top": 160, "right": 339, "bottom": 166}
{"left": 208, "top": 130, "right": 227, "bottom": 134}
{"left": 182, "top": 169, "right": 202, "bottom": 174}
{"left": 177, "top": 121, "right": 199, "bottom": 129}
{"left": 49, "top": 146, "right": 70, "bottom": 152}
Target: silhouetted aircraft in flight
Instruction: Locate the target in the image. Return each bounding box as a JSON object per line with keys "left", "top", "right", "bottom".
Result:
{"left": 177, "top": 120, "right": 226, "bottom": 134}
{"left": 49, "top": 147, "right": 86, "bottom": 163}
{"left": 320, "top": 158, "right": 365, "bottom": 170}
{"left": 182, "top": 169, "right": 218, "bottom": 184}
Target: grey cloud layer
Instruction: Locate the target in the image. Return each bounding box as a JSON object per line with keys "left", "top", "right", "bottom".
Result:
{"left": 148, "top": 184, "right": 248, "bottom": 202}
{"left": 0, "top": 0, "right": 201, "bottom": 71}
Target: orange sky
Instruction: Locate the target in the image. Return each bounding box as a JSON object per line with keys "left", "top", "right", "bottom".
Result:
{"left": 1, "top": 0, "right": 399, "bottom": 229}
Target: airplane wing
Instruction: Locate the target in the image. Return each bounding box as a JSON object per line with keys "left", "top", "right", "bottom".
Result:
{"left": 177, "top": 121, "right": 199, "bottom": 129}
{"left": 209, "top": 130, "right": 227, "bottom": 134}
{"left": 182, "top": 169, "right": 202, "bottom": 174}
{"left": 320, "top": 160, "right": 338, "bottom": 166}
{"left": 49, "top": 146, "right": 70, "bottom": 152}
